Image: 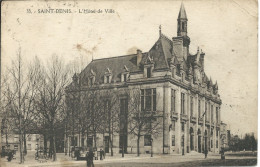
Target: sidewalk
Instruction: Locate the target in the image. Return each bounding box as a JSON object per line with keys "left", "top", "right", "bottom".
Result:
{"left": 1, "top": 153, "right": 164, "bottom": 167}
{"left": 1, "top": 151, "right": 246, "bottom": 167}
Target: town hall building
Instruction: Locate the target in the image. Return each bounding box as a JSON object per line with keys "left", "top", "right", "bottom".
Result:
{"left": 65, "top": 3, "right": 222, "bottom": 155}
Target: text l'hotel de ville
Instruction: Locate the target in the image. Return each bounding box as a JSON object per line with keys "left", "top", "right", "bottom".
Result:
{"left": 26, "top": 8, "right": 115, "bottom": 14}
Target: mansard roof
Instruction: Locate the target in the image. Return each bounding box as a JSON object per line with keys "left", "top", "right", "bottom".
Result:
{"left": 79, "top": 54, "right": 142, "bottom": 83}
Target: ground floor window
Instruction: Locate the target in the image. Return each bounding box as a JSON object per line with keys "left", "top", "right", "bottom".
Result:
{"left": 81, "top": 138, "right": 84, "bottom": 147}
{"left": 144, "top": 135, "right": 151, "bottom": 146}
{"left": 71, "top": 137, "right": 78, "bottom": 146}
{"left": 172, "top": 135, "right": 175, "bottom": 146}
{"left": 87, "top": 136, "right": 93, "bottom": 147}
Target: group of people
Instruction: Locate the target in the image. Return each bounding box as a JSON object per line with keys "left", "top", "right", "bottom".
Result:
{"left": 204, "top": 147, "right": 225, "bottom": 159}
{"left": 85, "top": 148, "right": 105, "bottom": 167}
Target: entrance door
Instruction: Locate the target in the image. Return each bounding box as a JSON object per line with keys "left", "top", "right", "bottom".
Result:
{"left": 205, "top": 137, "right": 208, "bottom": 152}
{"left": 190, "top": 135, "right": 194, "bottom": 151}
{"left": 181, "top": 135, "right": 184, "bottom": 155}
{"left": 190, "top": 127, "right": 194, "bottom": 151}
{"left": 104, "top": 136, "right": 109, "bottom": 153}
{"left": 198, "top": 136, "right": 201, "bottom": 153}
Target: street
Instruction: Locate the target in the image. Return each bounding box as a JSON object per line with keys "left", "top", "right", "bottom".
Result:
{"left": 92, "top": 159, "right": 257, "bottom": 167}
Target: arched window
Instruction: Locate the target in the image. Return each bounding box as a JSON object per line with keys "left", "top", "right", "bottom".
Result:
{"left": 182, "top": 22, "right": 185, "bottom": 31}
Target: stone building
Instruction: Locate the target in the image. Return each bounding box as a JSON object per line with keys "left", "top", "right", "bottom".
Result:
{"left": 65, "top": 3, "right": 222, "bottom": 155}
{"left": 220, "top": 121, "right": 230, "bottom": 149}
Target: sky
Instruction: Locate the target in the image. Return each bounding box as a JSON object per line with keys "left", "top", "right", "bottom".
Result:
{"left": 1, "top": 0, "right": 258, "bottom": 137}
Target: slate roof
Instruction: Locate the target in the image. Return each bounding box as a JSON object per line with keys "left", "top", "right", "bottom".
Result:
{"left": 148, "top": 33, "right": 173, "bottom": 69}
{"left": 79, "top": 54, "right": 143, "bottom": 84}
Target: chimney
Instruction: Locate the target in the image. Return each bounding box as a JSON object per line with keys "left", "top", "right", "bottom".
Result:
{"left": 137, "top": 49, "right": 142, "bottom": 66}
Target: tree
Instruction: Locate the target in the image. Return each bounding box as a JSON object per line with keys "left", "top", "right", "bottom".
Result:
{"left": 128, "top": 88, "right": 161, "bottom": 156}
{"left": 1, "top": 49, "right": 39, "bottom": 163}
{"left": 35, "top": 55, "right": 70, "bottom": 161}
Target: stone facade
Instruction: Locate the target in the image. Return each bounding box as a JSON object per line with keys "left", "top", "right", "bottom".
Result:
{"left": 65, "top": 3, "right": 221, "bottom": 155}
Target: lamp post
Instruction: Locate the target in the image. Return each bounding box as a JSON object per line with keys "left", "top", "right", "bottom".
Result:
{"left": 150, "top": 138, "right": 153, "bottom": 157}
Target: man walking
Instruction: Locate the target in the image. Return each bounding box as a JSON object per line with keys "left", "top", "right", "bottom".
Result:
{"left": 204, "top": 148, "right": 208, "bottom": 159}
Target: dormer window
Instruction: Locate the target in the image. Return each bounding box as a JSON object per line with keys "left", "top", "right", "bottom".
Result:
{"left": 124, "top": 74, "right": 127, "bottom": 82}
{"left": 106, "top": 76, "right": 110, "bottom": 83}
{"left": 121, "top": 65, "right": 129, "bottom": 82}
{"left": 121, "top": 73, "right": 129, "bottom": 82}
{"left": 90, "top": 77, "right": 94, "bottom": 86}
{"left": 147, "top": 67, "right": 151, "bottom": 78}
{"left": 89, "top": 69, "right": 96, "bottom": 86}
{"left": 104, "top": 68, "right": 112, "bottom": 84}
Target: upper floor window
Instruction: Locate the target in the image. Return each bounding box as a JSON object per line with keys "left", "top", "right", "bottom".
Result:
{"left": 205, "top": 101, "right": 207, "bottom": 120}
{"left": 216, "top": 107, "right": 219, "bottom": 123}
{"left": 211, "top": 105, "right": 214, "bottom": 122}
{"left": 198, "top": 99, "right": 201, "bottom": 118}
{"left": 141, "top": 88, "right": 156, "bottom": 111}
{"left": 190, "top": 96, "right": 193, "bottom": 116}
{"left": 104, "top": 99, "right": 111, "bottom": 118}
{"left": 171, "top": 89, "right": 176, "bottom": 113}
{"left": 181, "top": 93, "right": 185, "bottom": 114}
{"left": 181, "top": 122, "right": 185, "bottom": 132}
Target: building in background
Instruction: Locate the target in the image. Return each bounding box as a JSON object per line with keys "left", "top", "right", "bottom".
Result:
{"left": 65, "top": 3, "right": 222, "bottom": 155}
{"left": 220, "top": 121, "right": 230, "bottom": 149}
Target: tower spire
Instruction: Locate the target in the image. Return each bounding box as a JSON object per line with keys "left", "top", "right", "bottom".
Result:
{"left": 178, "top": 2, "right": 187, "bottom": 20}
{"left": 177, "top": 2, "right": 188, "bottom": 36}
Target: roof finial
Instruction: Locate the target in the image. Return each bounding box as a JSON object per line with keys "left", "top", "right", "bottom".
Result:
{"left": 159, "top": 25, "right": 162, "bottom": 36}
{"left": 197, "top": 46, "right": 200, "bottom": 52}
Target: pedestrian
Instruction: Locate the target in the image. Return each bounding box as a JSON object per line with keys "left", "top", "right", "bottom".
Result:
{"left": 204, "top": 149, "right": 208, "bottom": 159}
{"left": 101, "top": 148, "right": 105, "bottom": 160}
{"left": 87, "top": 148, "right": 95, "bottom": 167}
{"left": 100, "top": 149, "right": 103, "bottom": 160}
{"left": 220, "top": 147, "right": 225, "bottom": 160}
{"left": 86, "top": 152, "right": 90, "bottom": 167}
{"left": 7, "top": 151, "right": 13, "bottom": 162}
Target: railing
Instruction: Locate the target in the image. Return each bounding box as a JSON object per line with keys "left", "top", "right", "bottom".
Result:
{"left": 190, "top": 116, "right": 196, "bottom": 123}
{"left": 171, "top": 112, "right": 178, "bottom": 121}
{"left": 198, "top": 117, "right": 203, "bottom": 124}
{"left": 181, "top": 114, "right": 188, "bottom": 121}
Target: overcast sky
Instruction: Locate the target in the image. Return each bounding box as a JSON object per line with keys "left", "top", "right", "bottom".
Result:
{"left": 2, "top": 0, "right": 258, "bottom": 137}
